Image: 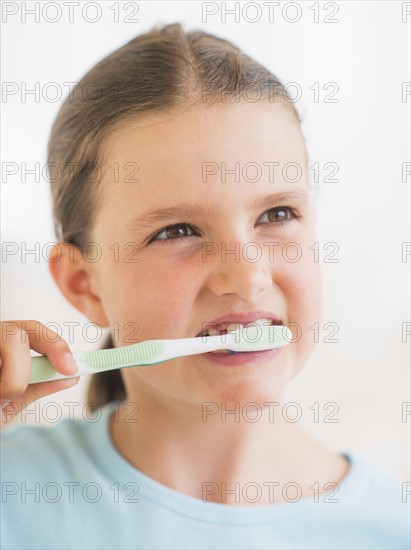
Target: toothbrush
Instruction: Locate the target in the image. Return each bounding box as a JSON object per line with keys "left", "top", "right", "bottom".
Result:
{"left": 29, "top": 325, "right": 292, "bottom": 384}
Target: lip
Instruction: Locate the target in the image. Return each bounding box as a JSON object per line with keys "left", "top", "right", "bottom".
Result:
{"left": 195, "top": 310, "right": 284, "bottom": 337}
{"left": 202, "top": 347, "right": 284, "bottom": 367}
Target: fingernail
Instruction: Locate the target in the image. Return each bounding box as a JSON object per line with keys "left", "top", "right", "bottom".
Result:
{"left": 63, "top": 353, "right": 78, "bottom": 373}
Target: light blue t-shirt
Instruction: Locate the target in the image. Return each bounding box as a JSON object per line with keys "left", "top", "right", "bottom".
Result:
{"left": 1, "top": 401, "right": 409, "bottom": 550}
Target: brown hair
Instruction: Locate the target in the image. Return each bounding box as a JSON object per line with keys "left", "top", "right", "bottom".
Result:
{"left": 48, "top": 22, "right": 303, "bottom": 409}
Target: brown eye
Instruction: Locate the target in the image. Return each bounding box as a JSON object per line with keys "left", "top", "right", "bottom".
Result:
{"left": 164, "top": 225, "right": 189, "bottom": 239}
{"left": 149, "top": 223, "right": 196, "bottom": 243}
{"left": 258, "top": 206, "right": 297, "bottom": 226}
{"left": 267, "top": 208, "right": 289, "bottom": 222}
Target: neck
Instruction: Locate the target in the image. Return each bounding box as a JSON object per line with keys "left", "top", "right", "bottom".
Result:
{"left": 109, "top": 388, "right": 349, "bottom": 506}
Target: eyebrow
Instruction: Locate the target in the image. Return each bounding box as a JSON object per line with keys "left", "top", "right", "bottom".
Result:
{"left": 126, "top": 190, "right": 310, "bottom": 233}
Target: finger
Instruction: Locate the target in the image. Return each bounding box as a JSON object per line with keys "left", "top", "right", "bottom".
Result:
{"left": 1, "top": 376, "right": 80, "bottom": 427}
{"left": 0, "top": 326, "right": 32, "bottom": 399}
{"left": 2, "top": 320, "right": 78, "bottom": 376}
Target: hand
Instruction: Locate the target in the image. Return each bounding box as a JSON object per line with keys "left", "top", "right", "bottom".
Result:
{"left": 0, "top": 320, "right": 80, "bottom": 427}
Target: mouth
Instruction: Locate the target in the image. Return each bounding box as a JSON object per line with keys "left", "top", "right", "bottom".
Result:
{"left": 195, "top": 313, "right": 284, "bottom": 355}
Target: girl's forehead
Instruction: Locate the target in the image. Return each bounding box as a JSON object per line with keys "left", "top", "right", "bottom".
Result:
{"left": 101, "top": 102, "right": 305, "bottom": 164}
{"left": 95, "top": 103, "right": 308, "bottom": 218}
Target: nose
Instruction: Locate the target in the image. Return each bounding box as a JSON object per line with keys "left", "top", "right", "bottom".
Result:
{"left": 204, "top": 240, "right": 272, "bottom": 299}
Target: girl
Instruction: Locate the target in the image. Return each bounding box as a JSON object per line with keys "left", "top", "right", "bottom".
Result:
{"left": 1, "top": 23, "right": 409, "bottom": 550}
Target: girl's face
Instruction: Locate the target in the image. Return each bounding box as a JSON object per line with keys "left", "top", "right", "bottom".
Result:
{"left": 89, "top": 103, "right": 321, "bottom": 406}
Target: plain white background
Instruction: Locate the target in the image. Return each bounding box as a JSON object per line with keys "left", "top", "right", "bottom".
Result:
{"left": 1, "top": 1, "right": 410, "bottom": 479}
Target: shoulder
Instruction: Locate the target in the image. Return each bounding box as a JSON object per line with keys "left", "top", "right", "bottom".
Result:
{"left": 345, "top": 451, "right": 408, "bottom": 503}
{"left": 328, "top": 451, "right": 410, "bottom": 547}
{"left": 0, "top": 402, "right": 114, "bottom": 478}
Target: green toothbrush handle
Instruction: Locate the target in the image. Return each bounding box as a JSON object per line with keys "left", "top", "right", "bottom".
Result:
{"left": 29, "top": 341, "right": 167, "bottom": 384}
{"left": 29, "top": 354, "right": 89, "bottom": 384}
{"left": 29, "top": 326, "right": 292, "bottom": 384}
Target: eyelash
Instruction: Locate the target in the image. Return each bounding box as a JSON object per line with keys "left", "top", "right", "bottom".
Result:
{"left": 147, "top": 206, "right": 301, "bottom": 245}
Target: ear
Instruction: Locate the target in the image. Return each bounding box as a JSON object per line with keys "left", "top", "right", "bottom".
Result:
{"left": 48, "top": 243, "right": 109, "bottom": 327}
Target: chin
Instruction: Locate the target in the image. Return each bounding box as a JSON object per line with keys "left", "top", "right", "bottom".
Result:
{"left": 200, "top": 373, "right": 289, "bottom": 408}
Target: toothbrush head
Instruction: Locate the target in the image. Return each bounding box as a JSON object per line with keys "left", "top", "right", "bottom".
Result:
{"left": 226, "top": 324, "right": 292, "bottom": 352}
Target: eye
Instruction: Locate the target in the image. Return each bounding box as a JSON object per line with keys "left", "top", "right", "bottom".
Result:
{"left": 147, "top": 207, "right": 300, "bottom": 246}
{"left": 257, "top": 206, "right": 300, "bottom": 226}
{"left": 147, "top": 223, "right": 198, "bottom": 244}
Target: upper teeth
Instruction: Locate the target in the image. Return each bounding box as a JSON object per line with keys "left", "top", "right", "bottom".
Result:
{"left": 202, "top": 318, "right": 276, "bottom": 337}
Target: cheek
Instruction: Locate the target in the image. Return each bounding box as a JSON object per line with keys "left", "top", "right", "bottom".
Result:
{"left": 101, "top": 254, "right": 201, "bottom": 342}
{"left": 279, "top": 222, "right": 322, "bottom": 320}
{"left": 290, "top": 253, "right": 322, "bottom": 320}
{"left": 278, "top": 248, "right": 322, "bottom": 365}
